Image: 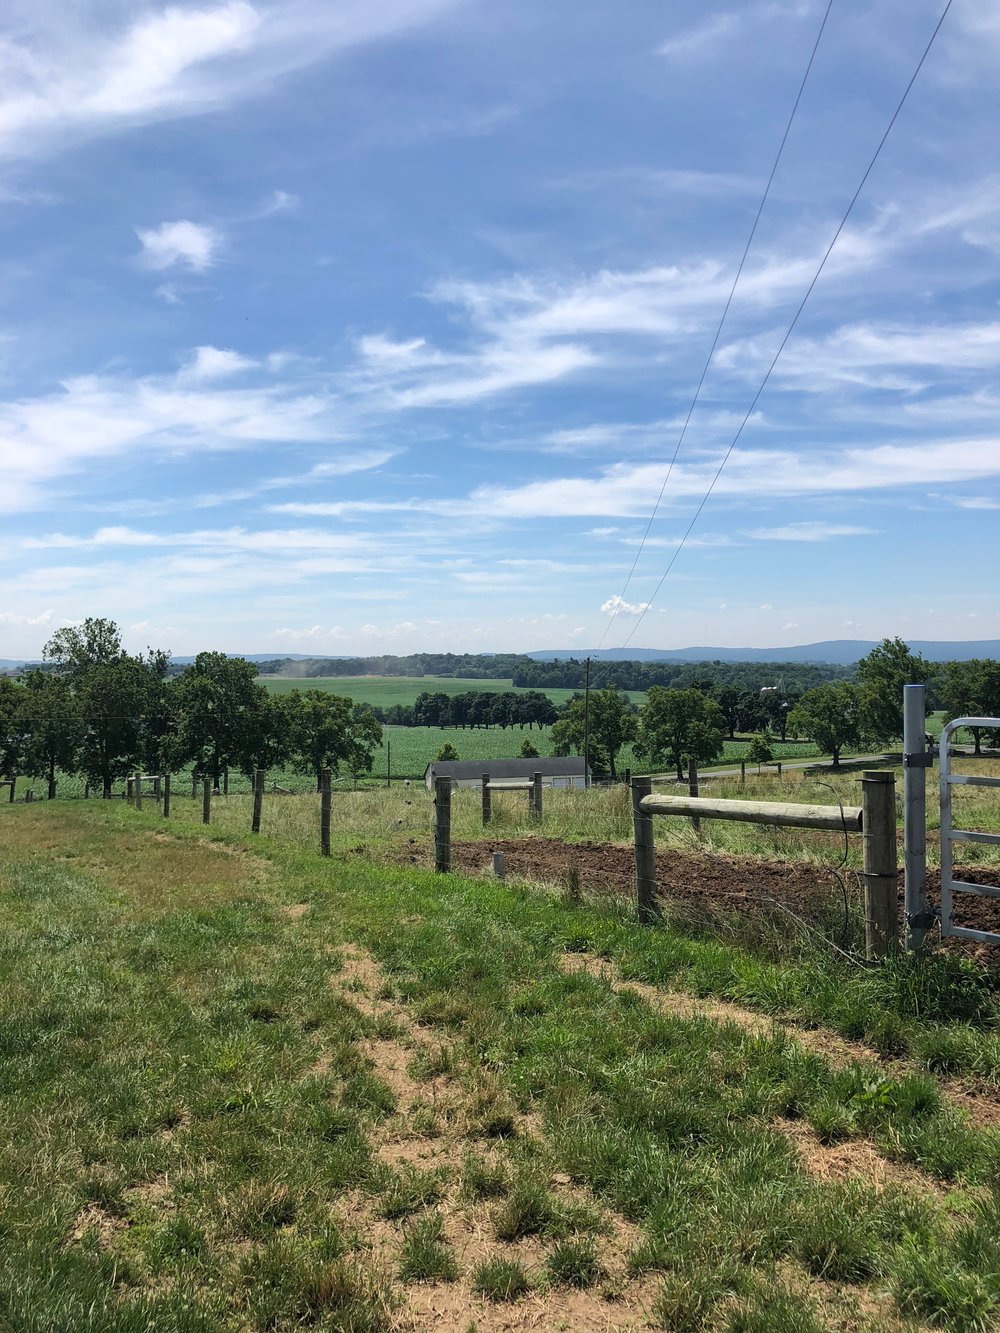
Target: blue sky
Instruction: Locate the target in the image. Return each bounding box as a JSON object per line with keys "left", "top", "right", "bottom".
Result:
{"left": 1, "top": 0, "right": 999, "bottom": 660}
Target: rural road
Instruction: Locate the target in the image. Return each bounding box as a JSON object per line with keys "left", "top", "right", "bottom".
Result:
{"left": 649, "top": 753, "right": 895, "bottom": 783}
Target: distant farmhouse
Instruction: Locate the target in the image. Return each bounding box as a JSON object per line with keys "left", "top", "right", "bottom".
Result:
{"left": 423, "top": 757, "right": 589, "bottom": 791}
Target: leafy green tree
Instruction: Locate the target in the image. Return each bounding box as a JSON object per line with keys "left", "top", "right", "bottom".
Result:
{"left": 939, "top": 659, "right": 1000, "bottom": 756}
{"left": 0, "top": 677, "right": 25, "bottom": 782}
{"left": 171, "top": 652, "right": 271, "bottom": 788}
{"left": 635, "top": 688, "right": 725, "bottom": 780}
{"left": 550, "top": 686, "right": 638, "bottom": 781}
{"left": 43, "top": 616, "right": 125, "bottom": 680}
{"left": 436, "top": 742, "right": 460, "bottom": 762}
{"left": 75, "top": 656, "right": 164, "bottom": 797}
{"left": 285, "top": 690, "right": 382, "bottom": 789}
{"left": 18, "top": 670, "right": 79, "bottom": 798}
{"left": 42, "top": 619, "right": 169, "bottom": 797}
{"left": 519, "top": 738, "right": 540, "bottom": 759}
{"left": 713, "top": 685, "right": 741, "bottom": 740}
{"left": 787, "top": 683, "right": 862, "bottom": 767}
{"left": 855, "top": 637, "right": 931, "bottom": 746}
{"left": 746, "top": 732, "right": 774, "bottom": 773}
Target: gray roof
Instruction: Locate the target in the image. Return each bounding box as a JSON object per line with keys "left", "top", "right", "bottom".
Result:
{"left": 423, "top": 757, "right": 588, "bottom": 781}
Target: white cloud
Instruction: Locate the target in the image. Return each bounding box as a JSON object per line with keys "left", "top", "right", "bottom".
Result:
{"left": 657, "top": 13, "right": 741, "bottom": 59}
{"left": 137, "top": 220, "right": 222, "bottom": 272}
{"left": 0, "top": 364, "right": 344, "bottom": 511}
{"left": 463, "top": 438, "right": 1000, "bottom": 519}
{"left": 181, "top": 345, "right": 257, "bottom": 379}
{"left": 746, "top": 521, "right": 877, "bottom": 542}
{"left": 0, "top": 0, "right": 461, "bottom": 160}
{"left": 600, "top": 595, "right": 650, "bottom": 616}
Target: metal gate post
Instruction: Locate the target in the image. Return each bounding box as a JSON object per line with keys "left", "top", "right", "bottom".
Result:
{"left": 903, "top": 684, "right": 932, "bottom": 952}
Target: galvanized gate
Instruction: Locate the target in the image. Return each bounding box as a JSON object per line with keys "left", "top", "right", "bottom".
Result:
{"left": 939, "top": 716, "right": 1000, "bottom": 945}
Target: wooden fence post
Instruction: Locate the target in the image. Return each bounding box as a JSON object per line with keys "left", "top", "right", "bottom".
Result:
{"left": 632, "top": 777, "right": 658, "bottom": 924}
{"left": 777, "top": 761, "right": 783, "bottom": 778}
{"left": 202, "top": 779, "right": 211, "bottom": 825}
{"left": 126, "top": 778, "right": 133, "bottom": 803}
{"left": 191, "top": 773, "right": 197, "bottom": 800}
{"left": 153, "top": 775, "right": 161, "bottom": 800}
{"left": 223, "top": 767, "right": 229, "bottom": 797}
{"left": 740, "top": 760, "right": 746, "bottom": 784}
{"left": 252, "top": 768, "right": 265, "bottom": 834}
{"left": 163, "top": 773, "right": 171, "bottom": 819}
{"left": 320, "top": 767, "right": 331, "bottom": 857}
{"left": 7, "top": 777, "right": 14, "bottom": 804}
{"left": 134, "top": 772, "right": 142, "bottom": 811}
{"left": 532, "top": 772, "right": 543, "bottom": 820}
{"left": 862, "top": 770, "right": 898, "bottom": 960}
{"left": 688, "top": 758, "right": 700, "bottom": 833}
{"left": 435, "top": 776, "right": 452, "bottom": 873}
{"left": 84, "top": 782, "right": 90, "bottom": 800}
{"left": 482, "top": 773, "right": 491, "bottom": 826}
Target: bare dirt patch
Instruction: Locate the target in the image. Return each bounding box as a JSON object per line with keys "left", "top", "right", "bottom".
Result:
{"left": 330, "top": 948, "right": 660, "bottom": 1331}
{"left": 445, "top": 837, "right": 1000, "bottom": 960}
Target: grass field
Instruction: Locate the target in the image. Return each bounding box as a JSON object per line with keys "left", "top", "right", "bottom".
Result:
{"left": 259, "top": 674, "right": 642, "bottom": 711}
{"left": 3, "top": 797, "right": 1000, "bottom": 1330}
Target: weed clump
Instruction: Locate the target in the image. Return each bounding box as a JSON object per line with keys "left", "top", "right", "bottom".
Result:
{"left": 399, "top": 1212, "right": 458, "bottom": 1283}
{"left": 472, "top": 1258, "right": 531, "bottom": 1301}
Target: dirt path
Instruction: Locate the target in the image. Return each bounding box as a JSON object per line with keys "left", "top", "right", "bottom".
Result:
{"left": 329, "top": 947, "right": 661, "bottom": 1332}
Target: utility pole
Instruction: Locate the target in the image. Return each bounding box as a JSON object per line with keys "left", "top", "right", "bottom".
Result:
{"left": 386, "top": 737, "right": 391, "bottom": 788}
{"left": 583, "top": 656, "right": 591, "bottom": 789}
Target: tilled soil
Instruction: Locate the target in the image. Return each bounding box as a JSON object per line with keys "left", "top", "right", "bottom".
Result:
{"left": 438, "top": 838, "right": 1000, "bottom": 958}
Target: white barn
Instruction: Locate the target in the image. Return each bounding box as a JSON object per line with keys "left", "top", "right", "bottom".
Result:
{"left": 423, "top": 757, "right": 590, "bottom": 791}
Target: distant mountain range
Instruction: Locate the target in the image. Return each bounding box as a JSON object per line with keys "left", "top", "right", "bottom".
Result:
{"left": 3, "top": 641, "right": 1000, "bottom": 672}
{"left": 527, "top": 640, "right": 1000, "bottom": 666}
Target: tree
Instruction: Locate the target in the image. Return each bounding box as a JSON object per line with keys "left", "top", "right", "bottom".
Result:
{"left": 519, "top": 738, "right": 540, "bottom": 759}
{"left": 18, "top": 670, "right": 79, "bottom": 799}
{"left": 436, "top": 742, "right": 460, "bottom": 762}
{"left": 43, "top": 616, "right": 125, "bottom": 681}
{"left": 550, "top": 686, "right": 638, "bottom": 780}
{"left": 171, "top": 652, "right": 271, "bottom": 787}
{"left": 0, "top": 677, "right": 25, "bottom": 782}
{"left": 787, "top": 683, "right": 862, "bottom": 767}
{"left": 286, "top": 690, "right": 383, "bottom": 789}
{"left": 746, "top": 732, "right": 774, "bottom": 773}
{"left": 855, "top": 637, "right": 931, "bottom": 746}
{"left": 635, "top": 688, "right": 725, "bottom": 780}
{"left": 939, "top": 659, "right": 1000, "bottom": 755}
{"left": 75, "top": 655, "right": 164, "bottom": 797}
{"left": 713, "top": 685, "right": 741, "bottom": 740}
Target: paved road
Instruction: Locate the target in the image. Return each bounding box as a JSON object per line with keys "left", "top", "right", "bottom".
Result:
{"left": 648, "top": 754, "right": 895, "bottom": 783}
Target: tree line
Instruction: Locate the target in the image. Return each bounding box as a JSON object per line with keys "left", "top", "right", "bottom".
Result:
{"left": 536, "top": 639, "right": 1000, "bottom": 778}
{"left": 372, "top": 690, "right": 559, "bottom": 730}
{"left": 0, "top": 619, "right": 383, "bottom": 798}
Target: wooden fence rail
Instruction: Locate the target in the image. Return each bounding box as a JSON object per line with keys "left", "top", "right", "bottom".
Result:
{"left": 632, "top": 773, "right": 897, "bottom": 960}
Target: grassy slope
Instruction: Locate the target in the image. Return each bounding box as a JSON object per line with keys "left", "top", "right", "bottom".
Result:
{"left": 2, "top": 801, "right": 1000, "bottom": 1330}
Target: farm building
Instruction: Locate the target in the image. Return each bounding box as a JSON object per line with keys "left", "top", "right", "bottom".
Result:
{"left": 423, "top": 757, "right": 589, "bottom": 791}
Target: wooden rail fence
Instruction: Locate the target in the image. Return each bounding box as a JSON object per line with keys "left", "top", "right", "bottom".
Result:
{"left": 631, "top": 772, "right": 898, "bottom": 960}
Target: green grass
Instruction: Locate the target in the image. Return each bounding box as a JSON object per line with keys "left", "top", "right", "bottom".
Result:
{"left": 3, "top": 799, "right": 1000, "bottom": 1329}
{"left": 260, "top": 672, "right": 644, "bottom": 711}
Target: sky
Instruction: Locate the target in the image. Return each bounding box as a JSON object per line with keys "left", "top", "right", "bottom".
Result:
{"left": 1, "top": 0, "right": 999, "bottom": 661}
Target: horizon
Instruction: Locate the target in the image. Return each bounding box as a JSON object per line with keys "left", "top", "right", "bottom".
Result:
{"left": 2, "top": 2, "right": 1000, "bottom": 658}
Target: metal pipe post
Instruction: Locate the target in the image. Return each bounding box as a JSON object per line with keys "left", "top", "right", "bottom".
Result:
{"left": 903, "top": 684, "right": 931, "bottom": 952}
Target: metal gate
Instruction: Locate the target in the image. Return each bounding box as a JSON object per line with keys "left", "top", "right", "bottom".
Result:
{"left": 939, "top": 716, "right": 1000, "bottom": 944}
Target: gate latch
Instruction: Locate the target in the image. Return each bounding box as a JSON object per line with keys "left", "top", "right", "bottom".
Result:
{"left": 906, "top": 909, "right": 938, "bottom": 930}
{"left": 904, "top": 752, "right": 934, "bottom": 768}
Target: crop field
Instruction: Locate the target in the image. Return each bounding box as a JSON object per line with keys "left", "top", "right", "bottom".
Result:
{"left": 3, "top": 792, "right": 1000, "bottom": 1331}
{"left": 259, "top": 674, "right": 641, "bottom": 711}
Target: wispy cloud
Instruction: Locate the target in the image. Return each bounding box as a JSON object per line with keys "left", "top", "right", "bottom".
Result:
{"left": 0, "top": 0, "right": 461, "bottom": 160}
{"left": 745, "top": 521, "right": 877, "bottom": 542}
{"left": 137, "top": 220, "right": 222, "bottom": 271}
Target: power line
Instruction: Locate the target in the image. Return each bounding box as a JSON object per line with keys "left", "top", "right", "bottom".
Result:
{"left": 618, "top": 0, "right": 955, "bottom": 653}
{"left": 599, "top": 0, "right": 836, "bottom": 649}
